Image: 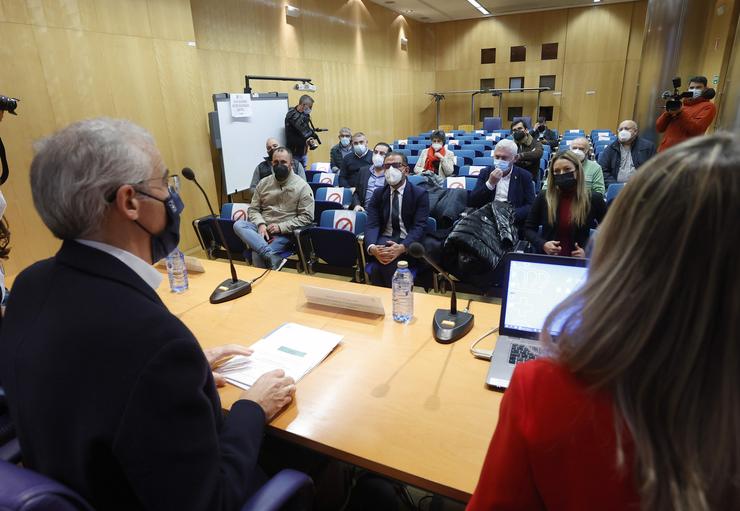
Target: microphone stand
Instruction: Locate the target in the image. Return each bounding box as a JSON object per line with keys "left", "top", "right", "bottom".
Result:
{"left": 182, "top": 169, "right": 252, "bottom": 304}
{"left": 408, "top": 242, "right": 474, "bottom": 344}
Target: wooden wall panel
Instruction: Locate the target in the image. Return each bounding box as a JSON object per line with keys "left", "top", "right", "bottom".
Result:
{"left": 433, "top": 2, "right": 645, "bottom": 132}
{"left": 0, "top": 0, "right": 211, "bottom": 277}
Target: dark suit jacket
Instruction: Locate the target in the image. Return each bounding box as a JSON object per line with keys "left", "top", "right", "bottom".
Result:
{"left": 0, "top": 241, "right": 266, "bottom": 511}
{"left": 597, "top": 137, "right": 656, "bottom": 186}
{"left": 339, "top": 151, "right": 373, "bottom": 189}
{"left": 468, "top": 165, "right": 535, "bottom": 224}
{"left": 365, "top": 180, "right": 430, "bottom": 250}
{"left": 524, "top": 191, "right": 607, "bottom": 254}
{"left": 349, "top": 165, "right": 376, "bottom": 209}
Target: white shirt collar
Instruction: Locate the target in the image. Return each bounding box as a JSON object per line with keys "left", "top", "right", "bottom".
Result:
{"left": 393, "top": 179, "right": 407, "bottom": 196}
{"left": 76, "top": 239, "right": 163, "bottom": 290}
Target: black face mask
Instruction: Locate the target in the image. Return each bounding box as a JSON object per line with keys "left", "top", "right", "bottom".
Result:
{"left": 537, "top": 125, "right": 546, "bottom": 133}
{"left": 134, "top": 189, "right": 184, "bottom": 263}
{"left": 553, "top": 173, "right": 577, "bottom": 191}
{"left": 273, "top": 164, "right": 290, "bottom": 182}
{"left": 513, "top": 131, "right": 526, "bottom": 142}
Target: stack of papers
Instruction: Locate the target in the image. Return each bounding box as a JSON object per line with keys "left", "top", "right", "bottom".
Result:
{"left": 216, "top": 323, "right": 343, "bottom": 390}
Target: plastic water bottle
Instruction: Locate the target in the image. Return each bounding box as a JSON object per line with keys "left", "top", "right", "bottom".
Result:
{"left": 166, "top": 248, "right": 189, "bottom": 293}
{"left": 392, "top": 261, "right": 414, "bottom": 323}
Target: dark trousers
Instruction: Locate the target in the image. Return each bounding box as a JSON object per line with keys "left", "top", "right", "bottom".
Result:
{"left": 369, "top": 236, "right": 416, "bottom": 288}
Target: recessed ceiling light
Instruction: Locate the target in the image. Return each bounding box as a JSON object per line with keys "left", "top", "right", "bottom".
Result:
{"left": 593, "top": 0, "right": 602, "bottom": 2}
{"left": 466, "top": 0, "right": 491, "bottom": 15}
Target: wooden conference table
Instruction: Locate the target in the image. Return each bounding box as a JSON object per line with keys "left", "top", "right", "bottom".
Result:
{"left": 158, "top": 259, "right": 503, "bottom": 502}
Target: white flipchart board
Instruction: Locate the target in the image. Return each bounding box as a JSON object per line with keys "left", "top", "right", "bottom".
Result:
{"left": 213, "top": 93, "right": 289, "bottom": 195}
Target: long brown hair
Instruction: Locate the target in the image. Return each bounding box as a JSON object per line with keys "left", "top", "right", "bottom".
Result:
{"left": 542, "top": 132, "right": 740, "bottom": 510}
{"left": 544, "top": 150, "right": 590, "bottom": 226}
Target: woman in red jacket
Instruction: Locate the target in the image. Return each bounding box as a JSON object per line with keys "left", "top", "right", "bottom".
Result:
{"left": 468, "top": 132, "right": 740, "bottom": 511}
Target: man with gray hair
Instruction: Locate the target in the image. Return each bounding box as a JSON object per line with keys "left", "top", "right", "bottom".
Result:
{"left": 598, "top": 119, "right": 656, "bottom": 186}
{"left": 330, "top": 127, "right": 353, "bottom": 171}
{"left": 468, "top": 138, "right": 534, "bottom": 230}
{"left": 0, "top": 118, "right": 295, "bottom": 510}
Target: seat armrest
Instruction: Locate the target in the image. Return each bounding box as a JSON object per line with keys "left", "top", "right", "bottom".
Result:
{"left": 240, "top": 469, "right": 313, "bottom": 511}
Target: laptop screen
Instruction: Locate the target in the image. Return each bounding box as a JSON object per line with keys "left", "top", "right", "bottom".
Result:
{"left": 502, "top": 258, "right": 588, "bottom": 337}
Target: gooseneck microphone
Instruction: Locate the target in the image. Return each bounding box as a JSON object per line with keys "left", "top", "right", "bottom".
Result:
{"left": 408, "top": 242, "right": 474, "bottom": 344}
{"left": 181, "top": 167, "right": 252, "bottom": 304}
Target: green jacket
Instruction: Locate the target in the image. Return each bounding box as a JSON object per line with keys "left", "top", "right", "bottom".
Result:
{"left": 543, "top": 158, "right": 605, "bottom": 196}
{"left": 248, "top": 171, "right": 314, "bottom": 233}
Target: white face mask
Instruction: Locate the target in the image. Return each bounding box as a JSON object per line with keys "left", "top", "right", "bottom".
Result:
{"left": 340, "top": 136, "right": 350, "bottom": 147}
{"left": 571, "top": 148, "right": 586, "bottom": 161}
{"left": 690, "top": 88, "right": 702, "bottom": 99}
{"left": 303, "top": 107, "right": 312, "bottom": 115}
{"left": 372, "top": 153, "right": 385, "bottom": 168}
{"left": 385, "top": 167, "right": 403, "bottom": 186}
{"left": 353, "top": 144, "right": 366, "bottom": 155}
{"left": 618, "top": 130, "right": 632, "bottom": 143}
{"left": 0, "top": 190, "right": 6, "bottom": 220}
{"left": 431, "top": 142, "right": 443, "bottom": 151}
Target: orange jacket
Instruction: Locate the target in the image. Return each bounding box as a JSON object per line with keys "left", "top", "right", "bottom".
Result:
{"left": 655, "top": 97, "right": 716, "bottom": 152}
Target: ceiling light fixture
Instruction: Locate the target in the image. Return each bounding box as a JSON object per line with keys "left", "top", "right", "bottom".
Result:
{"left": 466, "top": 0, "right": 491, "bottom": 15}
{"left": 593, "top": 0, "right": 602, "bottom": 2}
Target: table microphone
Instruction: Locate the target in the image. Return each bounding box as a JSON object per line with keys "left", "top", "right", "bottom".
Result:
{"left": 408, "top": 242, "right": 474, "bottom": 344}
{"left": 181, "top": 167, "right": 252, "bottom": 304}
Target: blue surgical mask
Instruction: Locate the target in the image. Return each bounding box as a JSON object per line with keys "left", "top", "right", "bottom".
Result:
{"left": 690, "top": 88, "right": 702, "bottom": 99}
{"left": 304, "top": 107, "right": 312, "bottom": 115}
{"left": 353, "top": 144, "right": 366, "bottom": 156}
{"left": 340, "top": 136, "right": 350, "bottom": 147}
{"left": 493, "top": 159, "right": 511, "bottom": 172}
{"left": 135, "top": 188, "right": 184, "bottom": 263}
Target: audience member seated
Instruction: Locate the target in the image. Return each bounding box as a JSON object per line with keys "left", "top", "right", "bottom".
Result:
{"left": 533, "top": 117, "right": 558, "bottom": 150}
{"left": 525, "top": 150, "right": 606, "bottom": 258}
{"left": 468, "top": 139, "right": 534, "bottom": 231}
{"left": 413, "top": 130, "right": 455, "bottom": 178}
{"left": 351, "top": 142, "right": 391, "bottom": 212}
{"left": 543, "top": 137, "right": 605, "bottom": 196}
{"left": 467, "top": 132, "right": 739, "bottom": 511}
{"left": 330, "top": 127, "right": 353, "bottom": 172}
{"left": 339, "top": 131, "right": 373, "bottom": 189}
{"left": 235, "top": 147, "right": 314, "bottom": 269}
{"left": 598, "top": 120, "right": 656, "bottom": 186}
{"left": 250, "top": 136, "right": 306, "bottom": 189}
{"left": 0, "top": 118, "right": 296, "bottom": 511}
{"left": 656, "top": 75, "right": 717, "bottom": 152}
{"left": 511, "top": 120, "right": 544, "bottom": 185}
{"left": 365, "top": 151, "right": 430, "bottom": 287}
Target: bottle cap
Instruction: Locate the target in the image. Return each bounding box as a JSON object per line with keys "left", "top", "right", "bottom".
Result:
{"left": 397, "top": 260, "right": 409, "bottom": 269}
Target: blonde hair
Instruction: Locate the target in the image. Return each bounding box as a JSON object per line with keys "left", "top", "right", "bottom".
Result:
{"left": 544, "top": 150, "right": 590, "bottom": 226}
{"left": 542, "top": 132, "right": 740, "bottom": 510}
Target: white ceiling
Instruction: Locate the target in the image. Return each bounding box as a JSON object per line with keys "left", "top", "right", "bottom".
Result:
{"left": 369, "top": 0, "right": 639, "bottom": 23}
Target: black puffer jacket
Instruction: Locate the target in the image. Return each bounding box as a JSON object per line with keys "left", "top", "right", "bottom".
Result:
{"left": 443, "top": 201, "right": 518, "bottom": 283}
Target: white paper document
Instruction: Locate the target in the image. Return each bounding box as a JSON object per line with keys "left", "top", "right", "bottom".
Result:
{"left": 216, "top": 323, "right": 342, "bottom": 390}
{"left": 230, "top": 93, "right": 253, "bottom": 118}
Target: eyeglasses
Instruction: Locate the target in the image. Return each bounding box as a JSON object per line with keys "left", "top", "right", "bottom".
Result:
{"left": 106, "top": 169, "right": 171, "bottom": 202}
{"left": 382, "top": 162, "right": 406, "bottom": 170}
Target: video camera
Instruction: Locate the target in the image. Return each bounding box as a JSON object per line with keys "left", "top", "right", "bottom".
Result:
{"left": 0, "top": 96, "right": 20, "bottom": 116}
{"left": 661, "top": 77, "right": 693, "bottom": 112}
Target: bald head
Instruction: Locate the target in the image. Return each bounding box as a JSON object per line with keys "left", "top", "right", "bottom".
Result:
{"left": 570, "top": 137, "right": 590, "bottom": 152}
{"left": 266, "top": 137, "right": 280, "bottom": 154}
{"left": 617, "top": 120, "right": 638, "bottom": 145}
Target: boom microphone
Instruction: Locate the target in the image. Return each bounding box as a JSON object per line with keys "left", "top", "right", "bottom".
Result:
{"left": 181, "top": 167, "right": 252, "bottom": 304}
{"left": 408, "top": 242, "right": 474, "bottom": 344}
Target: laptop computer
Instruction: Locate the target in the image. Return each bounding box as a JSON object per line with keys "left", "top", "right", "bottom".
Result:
{"left": 486, "top": 253, "right": 588, "bottom": 390}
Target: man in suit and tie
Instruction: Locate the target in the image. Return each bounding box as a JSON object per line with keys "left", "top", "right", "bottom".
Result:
{"left": 365, "top": 151, "right": 430, "bottom": 287}
{"left": 0, "top": 118, "right": 296, "bottom": 510}
{"left": 468, "top": 138, "right": 535, "bottom": 231}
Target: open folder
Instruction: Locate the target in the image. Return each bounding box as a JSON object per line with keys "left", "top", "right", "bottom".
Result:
{"left": 216, "top": 322, "right": 343, "bottom": 390}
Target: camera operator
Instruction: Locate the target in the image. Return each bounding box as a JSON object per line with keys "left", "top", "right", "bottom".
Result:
{"left": 0, "top": 95, "right": 20, "bottom": 188}
{"left": 656, "top": 76, "right": 716, "bottom": 152}
{"left": 284, "top": 94, "right": 319, "bottom": 168}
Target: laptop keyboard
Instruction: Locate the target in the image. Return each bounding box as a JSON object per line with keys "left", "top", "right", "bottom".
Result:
{"left": 508, "top": 343, "right": 541, "bottom": 365}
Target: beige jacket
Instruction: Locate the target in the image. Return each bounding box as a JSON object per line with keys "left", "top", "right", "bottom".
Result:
{"left": 413, "top": 148, "right": 456, "bottom": 177}
{"left": 248, "top": 171, "right": 314, "bottom": 233}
